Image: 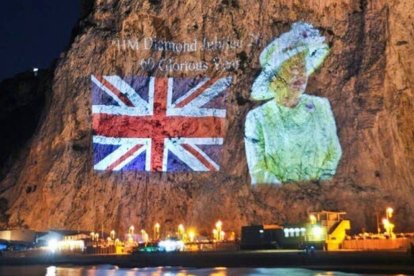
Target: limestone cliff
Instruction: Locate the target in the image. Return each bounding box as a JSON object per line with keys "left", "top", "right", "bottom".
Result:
{"left": 0, "top": 0, "right": 413, "bottom": 236}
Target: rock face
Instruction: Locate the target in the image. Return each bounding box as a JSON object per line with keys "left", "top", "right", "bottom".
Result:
{"left": 0, "top": 0, "right": 413, "bottom": 236}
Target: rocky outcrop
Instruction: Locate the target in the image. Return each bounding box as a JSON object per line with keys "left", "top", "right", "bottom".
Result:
{"left": 0, "top": 0, "right": 413, "bottom": 236}
{"left": 0, "top": 70, "right": 51, "bottom": 180}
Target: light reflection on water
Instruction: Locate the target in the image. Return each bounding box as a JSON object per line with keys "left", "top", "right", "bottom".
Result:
{"left": 0, "top": 265, "right": 404, "bottom": 276}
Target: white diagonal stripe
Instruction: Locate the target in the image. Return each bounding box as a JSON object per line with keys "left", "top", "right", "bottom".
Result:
{"left": 91, "top": 75, "right": 127, "bottom": 107}
{"left": 166, "top": 140, "right": 208, "bottom": 171}
{"left": 104, "top": 75, "right": 149, "bottom": 112}
{"left": 184, "top": 77, "right": 231, "bottom": 108}
{"left": 186, "top": 143, "right": 219, "bottom": 170}
{"left": 112, "top": 145, "right": 146, "bottom": 171}
{"left": 173, "top": 78, "right": 209, "bottom": 107}
{"left": 93, "top": 136, "right": 149, "bottom": 171}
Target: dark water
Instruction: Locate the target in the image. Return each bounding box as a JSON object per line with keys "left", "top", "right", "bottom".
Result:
{"left": 0, "top": 265, "right": 404, "bottom": 276}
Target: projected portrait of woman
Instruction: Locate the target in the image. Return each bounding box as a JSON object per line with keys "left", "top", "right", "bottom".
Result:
{"left": 244, "top": 22, "right": 342, "bottom": 185}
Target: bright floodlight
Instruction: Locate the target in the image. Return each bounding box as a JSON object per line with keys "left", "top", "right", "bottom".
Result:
{"left": 311, "top": 225, "right": 324, "bottom": 240}
{"left": 47, "top": 239, "right": 58, "bottom": 253}
{"left": 158, "top": 239, "right": 184, "bottom": 252}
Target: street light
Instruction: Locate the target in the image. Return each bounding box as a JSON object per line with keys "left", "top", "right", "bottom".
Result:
{"left": 110, "top": 230, "right": 116, "bottom": 240}
{"left": 178, "top": 224, "right": 185, "bottom": 239}
{"left": 220, "top": 231, "right": 225, "bottom": 241}
{"left": 141, "top": 230, "right": 149, "bottom": 244}
{"left": 309, "top": 214, "right": 317, "bottom": 224}
{"left": 215, "top": 220, "right": 223, "bottom": 241}
{"left": 213, "top": 229, "right": 218, "bottom": 241}
{"left": 383, "top": 207, "right": 396, "bottom": 238}
{"left": 154, "top": 223, "right": 160, "bottom": 240}
{"left": 215, "top": 220, "right": 222, "bottom": 229}
{"left": 386, "top": 207, "right": 394, "bottom": 219}
{"left": 188, "top": 230, "right": 195, "bottom": 242}
{"left": 129, "top": 225, "right": 135, "bottom": 235}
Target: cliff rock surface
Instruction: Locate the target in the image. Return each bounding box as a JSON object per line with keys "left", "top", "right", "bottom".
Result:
{"left": 0, "top": 0, "right": 413, "bottom": 235}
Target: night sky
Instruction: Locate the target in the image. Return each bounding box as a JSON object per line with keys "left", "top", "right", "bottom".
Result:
{"left": 0, "top": 0, "right": 80, "bottom": 82}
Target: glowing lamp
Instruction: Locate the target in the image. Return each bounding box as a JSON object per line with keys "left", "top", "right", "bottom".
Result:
{"left": 311, "top": 225, "right": 323, "bottom": 240}
{"left": 220, "top": 231, "right": 225, "bottom": 241}
{"left": 386, "top": 207, "right": 394, "bottom": 219}
{"left": 158, "top": 239, "right": 184, "bottom": 252}
{"left": 188, "top": 230, "right": 195, "bottom": 242}
{"left": 215, "top": 220, "right": 223, "bottom": 229}
{"left": 213, "top": 229, "right": 218, "bottom": 240}
{"left": 48, "top": 239, "right": 58, "bottom": 253}
{"left": 309, "top": 214, "right": 317, "bottom": 224}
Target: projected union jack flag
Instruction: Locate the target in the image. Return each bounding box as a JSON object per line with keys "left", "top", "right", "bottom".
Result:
{"left": 91, "top": 75, "right": 231, "bottom": 172}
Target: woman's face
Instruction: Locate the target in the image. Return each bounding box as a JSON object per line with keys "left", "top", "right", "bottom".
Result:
{"left": 269, "top": 51, "right": 308, "bottom": 107}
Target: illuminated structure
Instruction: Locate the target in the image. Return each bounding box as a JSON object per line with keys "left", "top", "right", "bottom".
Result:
{"left": 307, "top": 211, "right": 350, "bottom": 250}
{"left": 213, "top": 220, "right": 225, "bottom": 242}
{"left": 383, "top": 207, "right": 395, "bottom": 238}
{"left": 240, "top": 211, "right": 350, "bottom": 250}
{"left": 110, "top": 230, "right": 116, "bottom": 240}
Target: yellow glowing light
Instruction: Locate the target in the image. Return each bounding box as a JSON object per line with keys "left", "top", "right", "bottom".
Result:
{"left": 311, "top": 225, "right": 323, "bottom": 239}
{"left": 220, "top": 231, "right": 225, "bottom": 241}
{"left": 213, "top": 228, "right": 218, "bottom": 240}
{"left": 110, "top": 230, "right": 116, "bottom": 239}
{"left": 386, "top": 207, "right": 394, "bottom": 218}
{"left": 309, "top": 214, "right": 317, "bottom": 224}
{"left": 188, "top": 230, "right": 195, "bottom": 242}
{"left": 129, "top": 225, "right": 135, "bottom": 234}
{"left": 215, "top": 220, "right": 223, "bottom": 229}
{"left": 178, "top": 224, "right": 185, "bottom": 233}
{"left": 141, "top": 230, "right": 149, "bottom": 243}
{"left": 127, "top": 233, "right": 133, "bottom": 243}
{"left": 154, "top": 223, "right": 161, "bottom": 241}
